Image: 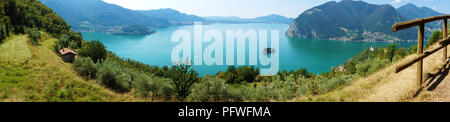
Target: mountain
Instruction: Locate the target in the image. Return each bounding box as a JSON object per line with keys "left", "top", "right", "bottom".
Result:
{"left": 397, "top": 3, "right": 444, "bottom": 20}
{"left": 136, "top": 8, "right": 207, "bottom": 25}
{"left": 39, "top": 0, "right": 208, "bottom": 32}
{"left": 286, "top": 0, "right": 416, "bottom": 41}
{"left": 253, "top": 14, "right": 294, "bottom": 24}
{"left": 204, "top": 16, "right": 252, "bottom": 23}
{"left": 39, "top": 0, "right": 170, "bottom": 32}
{"left": 397, "top": 3, "right": 444, "bottom": 30}
{"left": 205, "top": 14, "right": 293, "bottom": 24}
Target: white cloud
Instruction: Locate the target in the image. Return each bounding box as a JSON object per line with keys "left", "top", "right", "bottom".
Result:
{"left": 393, "top": 0, "right": 435, "bottom": 4}
{"left": 394, "top": 0, "right": 402, "bottom": 3}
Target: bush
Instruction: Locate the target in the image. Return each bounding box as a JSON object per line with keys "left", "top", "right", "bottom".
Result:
{"left": 54, "top": 34, "right": 70, "bottom": 54}
{"left": 167, "top": 63, "right": 199, "bottom": 101}
{"left": 386, "top": 43, "right": 397, "bottom": 62}
{"left": 96, "top": 59, "right": 132, "bottom": 93}
{"left": 407, "top": 44, "right": 417, "bottom": 55}
{"left": 316, "top": 75, "right": 353, "bottom": 94}
{"left": 300, "top": 78, "right": 319, "bottom": 95}
{"left": 264, "top": 75, "right": 298, "bottom": 100}
{"left": 27, "top": 28, "right": 40, "bottom": 46}
{"left": 73, "top": 57, "right": 97, "bottom": 79}
{"left": 0, "top": 19, "right": 7, "bottom": 43}
{"left": 106, "top": 52, "right": 170, "bottom": 77}
{"left": 220, "top": 66, "right": 260, "bottom": 84}
{"left": 355, "top": 61, "right": 370, "bottom": 76}
{"left": 132, "top": 72, "right": 172, "bottom": 101}
{"left": 188, "top": 77, "right": 233, "bottom": 102}
{"left": 79, "top": 40, "right": 107, "bottom": 63}
{"left": 427, "top": 31, "right": 442, "bottom": 48}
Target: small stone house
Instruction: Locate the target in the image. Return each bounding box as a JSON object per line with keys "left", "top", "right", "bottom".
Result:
{"left": 59, "top": 48, "right": 78, "bottom": 63}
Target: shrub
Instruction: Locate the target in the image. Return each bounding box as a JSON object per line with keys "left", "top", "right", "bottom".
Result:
{"left": 221, "top": 66, "right": 260, "bottom": 84}
{"left": 301, "top": 78, "right": 319, "bottom": 95}
{"left": 427, "top": 30, "right": 442, "bottom": 48}
{"left": 355, "top": 61, "right": 370, "bottom": 76}
{"left": 188, "top": 77, "right": 232, "bottom": 102}
{"left": 106, "top": 52, "right": 170, "bottom": 77}
{"left": 316, "top": 75, "right": 353, "bottom": 94}
{"left": 0, "top": 19, "right": 6, "bottom": 43}
{"left": 54, "top": 34, "right": 70, "bottom": 54}
{"left": 79, "top": 40, "right": 107, "bottom": 63}
{"left": 167, "top": 63, "right": 199, "bottom": 101}
{"left": 407, "top": 44, "right": 417, "bottom": 55}
{"left": 73, "top": 57, "right": 97, "bottom": 79}
{"left": 386, "top": 43, "right": 397, "bottom": 62}
{"left": 27, "top": 28, "right": 40, "bottom": 46}
{"left": 132, "top": 72, "right": 172, "bottom": 101}
{"left": 96, "top": 59, "right": 132, "bottom": 93}
{"left": 263, "top": 75, "right": 299, "bottom": 101}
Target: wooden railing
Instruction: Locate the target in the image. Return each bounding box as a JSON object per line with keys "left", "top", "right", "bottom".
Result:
{"left": 392, "top": 15, "right": 450, "bottom": 86}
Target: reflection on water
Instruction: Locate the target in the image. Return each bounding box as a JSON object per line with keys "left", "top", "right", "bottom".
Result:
{"left": 82, "top": 23, "right": 417, "bottom": 76}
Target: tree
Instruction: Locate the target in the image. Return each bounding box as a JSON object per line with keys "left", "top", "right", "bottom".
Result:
{"left": 167, "top": 63, "right": 199, "bottom": 101}
{"left": 78, "top": 40, "right": 107, "bottom": 63}
{"left": 386, "top": 43, "right": 397, "bottom": 62}
{"left": 96, "top": 59, "right": 132, "bottom": 93}
{"left": 222, "top": 66, "right": 259, "bottom": 84}
{"left": 27, "top": 27, "right": 41, "bottom": 46}
{"left": 0, "top": 22, "right": 4, "bottom": 43}
{"left": 427, "top": 31, "right": 443, "bottom": 48}
{"left": 54, "top": 34, "right": 70, "bottom": 54}
{"left": 73, "top": 57, "right": 97, "bottom": 79}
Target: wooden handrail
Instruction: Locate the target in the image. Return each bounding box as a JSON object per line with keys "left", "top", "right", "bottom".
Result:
{"left": 392, "top": 15, "right": 449, "bottom": 86}
{"left": 395, "top": 37, "right": 450, "bottom": 73}
{"left": 392, "top": 15, "right": 450, "bottom": 32}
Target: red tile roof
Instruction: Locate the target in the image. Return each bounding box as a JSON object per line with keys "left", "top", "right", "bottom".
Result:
{"left": 59, "top": 48, "right": 77, "bottom": 55}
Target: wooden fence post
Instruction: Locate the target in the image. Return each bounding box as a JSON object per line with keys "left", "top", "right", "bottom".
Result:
{"left": 444, "top": 19, "right": 448, "bottom": 62}
{"left": 418, "top": 23, "right": 424, "bottom": 86}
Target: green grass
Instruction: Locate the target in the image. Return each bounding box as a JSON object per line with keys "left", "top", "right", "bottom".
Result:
{"left": 0, "top": 35, "right": 32, "bottom": 63}
{"left": 0, "top": 33, "right": 140, "bottom": 102}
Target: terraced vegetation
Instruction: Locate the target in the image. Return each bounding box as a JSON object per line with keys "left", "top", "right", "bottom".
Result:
{"left": 0, "top": 35, "right": 31, "bottom": 62}
{"left": 0, "top": 34, "right": 139, "bottom": 102}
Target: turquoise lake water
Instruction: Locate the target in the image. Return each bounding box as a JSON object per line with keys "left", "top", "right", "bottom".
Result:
{"left": 82, "top": 23, "right": 416, "bottom": 76}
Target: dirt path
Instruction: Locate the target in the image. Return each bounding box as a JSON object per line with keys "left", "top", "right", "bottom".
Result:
{"left": 307, "top": 43, "right": 450, "bottom": 102}
{"left": 419, "top": 61, "right": 450, "bottom": 102}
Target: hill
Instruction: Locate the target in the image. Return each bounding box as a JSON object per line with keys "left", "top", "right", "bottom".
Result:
{"left": 0, "top": 34, "right": 141, "bottom": 102}
{"left": 286, "top": 0, "right": 416, "bottom": 41}
{"left": 136, "top": 8, "right": 207, "bottom": 25}
{"left": 0, "top": 0, "right": 82, "bottom": 44}
{"left": 0, "top": 0, "right": 140, "bottom": 102}
{"left": 253, "top": 14, "right": 294, "bottom": 24}
{"left": 39, "top": 0, "right": 170, "bottom": 32}
{"left": 397, "top": 3, "right": 444, "bottom": 20}
{"left": 397, "top": 3, "right": 445, "bottom": 30}
{"left": 300, "top": 43, "right": 449, "bottom": 102}
{"left": 39, "top": 0, "right": 210, "bottom": 32}
{"left": 205, "top": 14, "right": 293, "bottom": 24}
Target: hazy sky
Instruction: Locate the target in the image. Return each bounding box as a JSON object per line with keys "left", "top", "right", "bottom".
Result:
{"left": 103, "top": 0, "right": 450, "bottom": 18}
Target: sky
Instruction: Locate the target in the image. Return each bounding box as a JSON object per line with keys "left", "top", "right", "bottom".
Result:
{"left": 103, "top": 0, "right": 450, "bottom": 18}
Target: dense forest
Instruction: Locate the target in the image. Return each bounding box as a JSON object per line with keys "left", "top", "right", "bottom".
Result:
{"left": 0, "top": 0, "right": 81, "bottom": 46}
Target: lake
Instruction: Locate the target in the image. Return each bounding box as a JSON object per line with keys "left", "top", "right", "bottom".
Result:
{"left": 82, "top": 23, "right": 416, "bottom": 76}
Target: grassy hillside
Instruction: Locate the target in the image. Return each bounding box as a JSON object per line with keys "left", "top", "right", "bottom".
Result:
{"left": 299, "top": 43, "right": 449, "bottom": 102}
{"left": 0, "top": 33, "right": 140, "bottom": 102}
